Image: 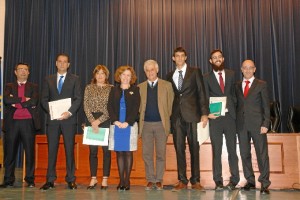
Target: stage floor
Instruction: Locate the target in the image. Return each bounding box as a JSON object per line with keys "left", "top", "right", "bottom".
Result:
{"left": 0, "top": 169, "right": 300, "bottom": 200}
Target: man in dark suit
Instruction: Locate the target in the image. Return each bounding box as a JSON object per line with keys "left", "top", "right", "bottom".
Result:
{"left": 166, "top": 47, "right": 209, "bottom": 191}
{"left": 236, "top": 59, "right": 271, "bottom": 195}
{"left": 2, "top": 63, "right": 40, "bottom": 188}
{"left": 40, "top": 53, "right": 82, "bottom": 190}
{"left": 203, "top": 49, "right": 240, "bottom": 190}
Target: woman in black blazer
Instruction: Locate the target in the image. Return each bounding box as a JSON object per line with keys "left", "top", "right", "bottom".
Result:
{"left": 108, "top": 66, "right": 140, "bottom": 191}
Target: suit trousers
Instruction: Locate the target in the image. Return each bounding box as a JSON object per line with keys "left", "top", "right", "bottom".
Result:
{"left": 89, "top": 145, "right": 111, "bottom": 177}
{"left": 46, "top": 123, "right": 76, "bottom": 183}
{"left": 209, "top": 114, "right": 240, "bottom": 185}
{"left": 238, "top": 128, "right": 271, "bottom": 188}
{"left": 141, "top": 121, "right": 167, "bottom": 183}
{"left": 172, "top": 116, "right": 200, "bottom": 185}
{"left": 4, "top": 119, "right": 35, "bottom": 183}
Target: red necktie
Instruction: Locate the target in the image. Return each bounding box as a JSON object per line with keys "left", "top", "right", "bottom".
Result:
{"left": 244, "top": 80, "right": 250, "bottom": 98}
{"left": 218, "top": 72, "right": 224, "bottom": 93}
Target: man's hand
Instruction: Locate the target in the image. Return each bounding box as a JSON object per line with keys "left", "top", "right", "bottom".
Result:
{"left": 201, "top": 115, "right": 209, "bottom": 128}
{"left": 208, "top": 113, "right": 219, "bottom": 119}
{"left": 58, "top": 112, "right": 71, "bottom": 120}
{"left": 260, "top": 127, "right": 268, "bottom": 134}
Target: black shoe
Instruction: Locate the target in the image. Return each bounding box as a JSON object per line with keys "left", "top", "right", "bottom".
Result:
{"left": 40, "top": 182, "right": 54, "bottom": 190}
{"left": 0, "top": 182, "right": 14, "bottom": 188}
{"left": 215, "top": 182, "right": 224, "bottom": 190}
{"left": 87, "top": 183, "right": 97, "bottom": 190}
{"left": 68, "top": 182, "right": 77, "bottom": 190}
{"left": 117, "top": 185, "right": 126, "bottom": 191}
{"left": 260, "top": 187, "right": 270, "bottom": 194}
{"left": 225, "top": 182, "right": 236, "bottom": 190}
{"left": 242, "top": 182, "right": 256, "bottom": 191}
{"left": 27, "top": 182, "right": 35, "bottom": 188}
{"left": 124, "top": 185, "right": 130, "bottom": 190}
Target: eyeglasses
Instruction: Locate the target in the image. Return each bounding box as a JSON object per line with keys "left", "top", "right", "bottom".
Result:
{"left": 242, "top": 67, "right": 255, "bottom": 71}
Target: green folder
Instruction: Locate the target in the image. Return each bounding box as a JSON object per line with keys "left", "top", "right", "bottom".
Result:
{"left": 86, "top": 126, "right": 106, "bottom": 141}
{"left": 209, "top": 102, "right": 222, "bottom": 116}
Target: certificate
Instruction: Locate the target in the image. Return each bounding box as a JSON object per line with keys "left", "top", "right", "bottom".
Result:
{"left": 83, "top": 126, "right": 109, "bottom": 146}
{"left": 48, "top": 98, "right": 71, "bottom": 120}
{"left": 209, "top": 97, "right": 227, "bottom": 116}
{"left": 197, "top": 121, "right": 210, "bottom": 145}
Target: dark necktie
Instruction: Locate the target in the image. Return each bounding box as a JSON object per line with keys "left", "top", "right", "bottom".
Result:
{"left": 178, "top": 70, "right": 183, "bottom": 90}
{"left": 218, "top": 72, "right": 224, "bottom": 93}
{"left": 58, "top": 75, "right": 64, "bottom": 94}
{"left": 244, "top": 80, "right": 250, "bottom": 98}
{"left": 151, "top": 82, "right": 154, "bottom": 88}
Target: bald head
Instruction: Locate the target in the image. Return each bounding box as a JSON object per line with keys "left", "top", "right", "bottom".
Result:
{"left": 241, "top": 59, "right": 256, "bottom": 80}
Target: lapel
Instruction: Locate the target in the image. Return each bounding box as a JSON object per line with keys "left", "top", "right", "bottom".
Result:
{"left": 238, "top": 81, "right": 243, "bottom": 96}
{"left": 246, "top": 78, "right": 258, "bottom": 98}
{"left": 157, "top": 79, "right": 163, "bottom": 103}
{"left": 181, "top": 66, "right": 192, "bottom": 91}
{"left": 209, "top": 71, "right": 223, "bottom": 94}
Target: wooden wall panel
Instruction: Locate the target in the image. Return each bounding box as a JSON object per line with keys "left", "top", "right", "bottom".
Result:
{"left": 34, "top": 134, "right": 300, "bottom": 189}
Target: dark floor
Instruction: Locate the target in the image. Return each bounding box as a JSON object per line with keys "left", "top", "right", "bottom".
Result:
{"left": 0, "top": 168, "right": 300, "bottom": 200}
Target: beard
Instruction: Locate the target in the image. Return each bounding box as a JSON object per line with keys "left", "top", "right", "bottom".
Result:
{"left": 212, "top": 62, "right": 225, "bottom": 72}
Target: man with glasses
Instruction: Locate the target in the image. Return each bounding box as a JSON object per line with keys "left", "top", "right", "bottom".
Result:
{"left": 236, "top": 59, "right": 271, "bottom": 194}
{"left": 1, "top": 63, "right": 40, "bottom": 188}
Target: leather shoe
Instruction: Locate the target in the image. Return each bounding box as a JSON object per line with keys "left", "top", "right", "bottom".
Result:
{"left": 40, "top": 182, "right": 54, "bottom": 190}
{"left": 191, "top": 182, "right": 205, "bottom": 191}
{"left": 0, "top": 182, "right": 14, "bottom": 188}
{"left": 260, "top": 187, "right": 270, "bottom": 194}
{"left": 27, "top": 182, "right": 35, "bottom": 188}
{"left": 145, "top": 182, "right": 154, "bottom": 190}
{"left": 68, "top": 182, "right": 77, "bottom": 190}
{"left": 172, "top": 181, "right": 187, "bottom": 192}
{"left": 225, "top": 182, "right": 236, "bottom": 190}
{"left": 215, "top": 182, "right": 224, "bottom": 190}
{"left": 242, "top": 182, "right": 256, "bottom": 191}
{"left": 156, "top": 182, "right": 163, "bottom": 190}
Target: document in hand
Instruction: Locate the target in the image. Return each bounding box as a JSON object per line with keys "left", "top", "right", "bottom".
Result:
{"left": 209, "top": 97, "right": 227, "bottom": 116}
{"left": 48, "top": 98, "right": 71, "bottom": 120}
{"left": 83, "top": 126, "right": 109, "bottom": 146}
{"left": 209, "top": 102, "right": 222, "bottom": 116}
{"left": 197, "top": 121, "right": 210, "bottom": 145}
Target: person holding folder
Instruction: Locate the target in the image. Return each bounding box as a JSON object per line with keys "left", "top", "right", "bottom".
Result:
{"left": 203, "top": 49, "right": 240, "bottom": 190}
{"left": 83, "top": 65, "right": 113, "bottom": 190}
{"left": 40, "top": 53, "right": 82, "bottom": 190}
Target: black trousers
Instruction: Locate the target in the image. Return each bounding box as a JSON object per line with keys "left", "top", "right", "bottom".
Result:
{"left": 89, "top": 145, "right": 111, "bottom": 177}
{"left": 238, "top": 128, "right": 271, "bottom": 188}
{"left": 209, "top": 114, "right": 240, "bottom": 185}
{"left": 171, "top": 116, "right": 200, "bottom": 185}
{"left": 4, "top": 119, "right": 35, "bottom": 184}
{"left": 46, "top": 123, "right": 76, "bottom": 183}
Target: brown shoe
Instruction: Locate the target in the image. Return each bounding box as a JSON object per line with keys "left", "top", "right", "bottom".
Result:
{"left": 156, "top": 182, "right": 163, "bottom": 190}
{"left": 191, "top": 182, "right": 205, "bottom": 191}
{"left": 145, "top": 182, "right": 154, "bottom": 191}
{"left": 172, "top": 181, "right": 187, "bottom": 192}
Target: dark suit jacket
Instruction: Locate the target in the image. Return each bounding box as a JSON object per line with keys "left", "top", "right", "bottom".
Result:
{"left": 108, "top": 85, "right": 140, "bottom": 126}
{"left": 3, "top": 81, "right": 41, "bottom": 131}
{"left": 203, "top": 69, "right": 236, "bottom": 119}
{"left": 41, "top": 73, "right": 82, "bottom": 125}
{"left": 235, "top": 78, "right": 270, "bottom": 132}
{"left": 166, "top": 66, "right": 209, "bottom": 123}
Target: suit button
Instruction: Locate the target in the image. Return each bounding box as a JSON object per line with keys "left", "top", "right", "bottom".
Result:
{"left": 180, "top": 94, "right": 182, "bottom": 96}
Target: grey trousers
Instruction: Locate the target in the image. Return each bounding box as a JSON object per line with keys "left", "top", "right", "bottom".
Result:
{"left": 141, "top": 121, "right": 167, "bottom": 183}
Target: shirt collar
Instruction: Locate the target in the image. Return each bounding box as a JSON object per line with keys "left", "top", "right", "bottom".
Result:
{"left": 147, "top": 78, "right": 158, "bottom": 86}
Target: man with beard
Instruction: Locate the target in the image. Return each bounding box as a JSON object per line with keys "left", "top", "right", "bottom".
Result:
{"left": 203, "top": 49, "right": 240, "bottom": 190}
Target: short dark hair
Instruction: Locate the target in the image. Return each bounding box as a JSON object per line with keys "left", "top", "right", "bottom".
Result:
{"left": 173, "top": 47, "right": 187, "bottom": 57}
{"left": 56, "top": 53, "right": 70, "bottom": 62}
{"left": 14, "top": 62, "right": 31, "bottom": 70}
{"left": 210, "top": 49, "right": 223, "bottom": 59}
